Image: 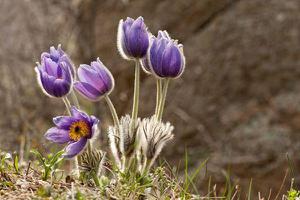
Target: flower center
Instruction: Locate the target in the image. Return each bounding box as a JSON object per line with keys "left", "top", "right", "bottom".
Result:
{"left": 69, "top": 120, "right": 90, "bottom": 141}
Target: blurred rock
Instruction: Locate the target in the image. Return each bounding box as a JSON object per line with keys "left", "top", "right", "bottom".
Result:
{"left": 0, "top": 0, "right": 300, "bottom": 195}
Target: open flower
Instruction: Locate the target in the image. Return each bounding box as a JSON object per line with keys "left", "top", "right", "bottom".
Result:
{"left": 45, "top": 107, "right": 99, "bottom": 158}
{"left": 117, "top": 16, "right": 149, "bottom": 60}
{"left": 74, "top": 58, "right": 114, "bottom": 101}
{"left": 149, "top": 30, "right": 185, "bottom": 78}
{"left": 35, "top": 45, "right": 74, "bottom": 97}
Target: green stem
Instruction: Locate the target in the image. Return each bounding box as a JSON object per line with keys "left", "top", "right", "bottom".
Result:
{"left": 156, "top": 79, "right": 170, "bottom": 121}
{"left": 70, "top": 90, "right": 80, "bottom": 109}
{"left": 62, "top": 97, "right": 71, "bottom": 115}
{"left": 105, "top": 96, "right": 120, "bottom": 126}
{"left": 92, "top": 172, "right": 100, "bottom": 187}
{"left": 130, "top": 60, "right": 140, "bottom": 131}
{"left": 155, "top": 79, "right": 162, "bottom": 116}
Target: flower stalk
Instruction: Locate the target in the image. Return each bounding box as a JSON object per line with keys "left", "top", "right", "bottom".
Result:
{"left": 155, "top": 79, "right": 162, "bottom": 116}
{"left": 62, "top": 97, "right": 72, "bottom": 115}
{"left": 70, "top": 90, "right": 80, "bottom": 109}
{"left": 105, "top": 96, "right": 120, "bottom": 127}
{"left": 156, "top": 79, "right": 170, "bottom": 121}
{"left": 130, "top": 60, "right": 140, "bottom": 131}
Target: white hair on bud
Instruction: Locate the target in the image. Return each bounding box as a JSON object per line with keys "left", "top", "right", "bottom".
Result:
{"left": 137, "top": 116, "right": 174, "bottom": 171}
{"left": 34, "top": 66, "right": 53, "bottom": 98}
{"left": 117, "top": 19, "right": 131, "bottom": 60}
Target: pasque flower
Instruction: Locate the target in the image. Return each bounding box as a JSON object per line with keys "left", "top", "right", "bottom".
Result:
{"left": 35, "top": 45, "right": 74, "bottom": 97}
{"left": 45, "top": 107, "right": 99, "bottom": 158}
{"left": 117, "top": 16, "right": 149, "bottom": 60}
{"left": 74, "top": 58, "right": 114, "bottom": 101}
{"left": 149, "top": 31, "right": 185, "bottom": 78}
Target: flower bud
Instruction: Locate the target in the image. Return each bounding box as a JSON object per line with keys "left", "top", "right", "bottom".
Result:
{"left": 149, "top": 31, "right": 185, "bottom": 79}
{"left": 74, "top": 58, "right": 114, "bottom": 101}
{"left": 35, "top": 45, "right": 73, "bottom": 98}
{"left": 117, "top": 16, "right": 149, "bottom": 60}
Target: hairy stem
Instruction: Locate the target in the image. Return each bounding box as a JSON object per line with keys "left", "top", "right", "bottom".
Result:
{"left": 130, "top": 60, "right": 140, "bottom": 131}
{"left": 62, "top": 97, "right": 72, "bottom": 115}
{"left": 70, "top": 90, "right": 80, "bottom": 109}
{"left": 156, "top": 79, "right": 170, "bottom": 121}
{"left": 155, "top": 79, "right": 162, "bottom": 116}
{"left": 105, "top": 96, "right": 120, "bottom": 126}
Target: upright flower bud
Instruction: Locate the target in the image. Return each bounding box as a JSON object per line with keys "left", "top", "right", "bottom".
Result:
{"left": 117, "top": 16, "right": 149, "bottom": 60}
{"left": 149, "top": 31, "right": 185, "bottom": 79}
{"left": 74, "top": 58, "right": 114, "bottom": 101}
{"left": 35, "top": 45, "right": 73, "bottom": 98}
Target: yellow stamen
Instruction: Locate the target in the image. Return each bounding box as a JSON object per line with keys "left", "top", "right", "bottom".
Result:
{"left": 69, "top": 120, "right": 90, "bottom": 141}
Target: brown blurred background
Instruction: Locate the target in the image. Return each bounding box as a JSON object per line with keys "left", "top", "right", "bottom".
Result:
{"left": 0, "top": 0, "right": 300, "bottom": 196}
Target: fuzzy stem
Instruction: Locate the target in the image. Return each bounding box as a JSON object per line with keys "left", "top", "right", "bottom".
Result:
{"left": 105, "top": 96, "right": 120, "bottom": 126}
{"left": 62, "top": 97, "right": 72, "bottom": 115}
{"left": 130, "top": 60, "right": 140, "bottom": 131}
{"left": 155, "top": 79, "right": 162, "bottom": 116}
{"left": 70, "top": 90, "right": 80, "bottom": 109}
{"left": 156, "top": 79, "right": 170, "bottom": 121}
{"left": 105, "top": 96, "right": 125, "bottom": 171}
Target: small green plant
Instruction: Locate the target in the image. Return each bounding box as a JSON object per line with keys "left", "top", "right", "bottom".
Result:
{"left": 13, "top": 155, "right": 19, "bottom": 174}
{"left": 31, "top": 149, "right": 64, "bottom": 181}
{"left": 0, "top": 152, "right": 12, "bottom": 173}
{"left": 287, "top": 188, "right": 300, "bottom": 200}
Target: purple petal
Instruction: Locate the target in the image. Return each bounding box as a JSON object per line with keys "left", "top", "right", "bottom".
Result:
{"left": 63, "top": 138, "right": 87, "bottom": 158}
{"left": 74, "top": 82, "right": 102, "bottom": 101}
{"left": 52, "top": 79, "right": 71, "bottom": 97}
{"left": 43, "top": 58, "right": 59, "bottom": 77}
{"left": 70, "top": 106, "right": 90, "bottom": 122}
{"left": 162, "top": 44, "right": 182, "bottom": 77}
{"left": 77, "top": 65, "right": 106, "bottom": 90}
{"left": 50, "top": 46, "right": 60, "bottom": 62}
{"left": 45, "top": 127, "right": 70, "bottom": 144}
{"left": 59, "top": 55, "right": 75, "bottom": 77}
{"left": 127, "top": 17, "right": 149, "bottom": 57}
{"left": 53, "top": 116, "right": 77, "bottom": 130}
{"left": 89, "top": 115, "right": 100, "bottom": 139}
{"left": 40, "top": 71, "right": 56, "bottom": 95}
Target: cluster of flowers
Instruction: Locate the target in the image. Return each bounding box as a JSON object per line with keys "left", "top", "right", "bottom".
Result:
{"left": 35, "top": 16, "right": 185, "bottom": 174}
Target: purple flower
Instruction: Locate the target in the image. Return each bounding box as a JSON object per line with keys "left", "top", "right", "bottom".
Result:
{"left": 148, "top": 31, "right": 185, "bottom": 79}
{"left": 117, "top": 16, "right": 149, "bottom": 60}
{"left": 35, "top": 45, "right": 74, "bottom": 97}
{"left": 74, "top": 58, "right": 114, "bottom": 101}
{"left": 45, "top": 107, "right": 99, "bottom": 158}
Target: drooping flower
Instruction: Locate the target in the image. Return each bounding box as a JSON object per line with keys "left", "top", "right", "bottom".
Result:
{"left": 137, "top": 116, "right": 174, "bottom": 169}
{"left": 35, "top": 45, "right": 74, "bottom": 97}
{"left": 45, "top": 107, "right": 99, "bottom": 158}
{"left": 74, "top": 58, "right": 114, "bottom": 101}
{"left": 148, "top": 30, "right": 185, "bottom": 78}
{"left": 117, "top": 16, "right": 149, "bottom": 60}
